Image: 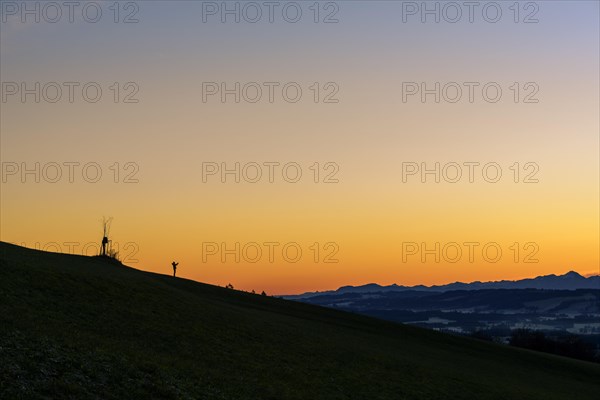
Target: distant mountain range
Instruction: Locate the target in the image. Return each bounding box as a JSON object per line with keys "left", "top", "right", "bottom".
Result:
{"left": 284, "top": 271, "right": 600, "bottom": 300}
{"left": 283, "top": 272, "right": 600, "bottom": 334}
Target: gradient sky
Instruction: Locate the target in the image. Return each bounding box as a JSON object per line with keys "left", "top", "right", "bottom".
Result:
{"left": 1, "top": 1, "right": 598, "bottom": 294}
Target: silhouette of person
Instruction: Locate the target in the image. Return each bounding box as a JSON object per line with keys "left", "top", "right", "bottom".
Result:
{"left": 172, "top": 261, "right": 178, "bottom": 277}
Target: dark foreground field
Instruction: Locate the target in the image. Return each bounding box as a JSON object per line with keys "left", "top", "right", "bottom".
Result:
{"left": 1, "top": 242, "right": 599, "bottom": 399}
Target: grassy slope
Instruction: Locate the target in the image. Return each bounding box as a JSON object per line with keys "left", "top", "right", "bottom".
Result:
{"left": 1, "top": 242, "right": 599, "bottom": 400}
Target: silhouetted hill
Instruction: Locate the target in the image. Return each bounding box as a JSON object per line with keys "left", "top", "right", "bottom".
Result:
{"left": 1, "top": 242, "right": 599, "bottom": 399}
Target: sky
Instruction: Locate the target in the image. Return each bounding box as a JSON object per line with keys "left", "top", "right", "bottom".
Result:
{"left": 1, "top": 0, "right": 599, "bottom": 294}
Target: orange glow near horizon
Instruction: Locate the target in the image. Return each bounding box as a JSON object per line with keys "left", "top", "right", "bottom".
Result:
{"left": 1, "top": 1, "right": 599, "bottom": 295}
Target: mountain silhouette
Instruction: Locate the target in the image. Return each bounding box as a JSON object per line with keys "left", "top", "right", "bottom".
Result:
{"left": 286, "top": 271, "right": 600, "bottom": 299}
